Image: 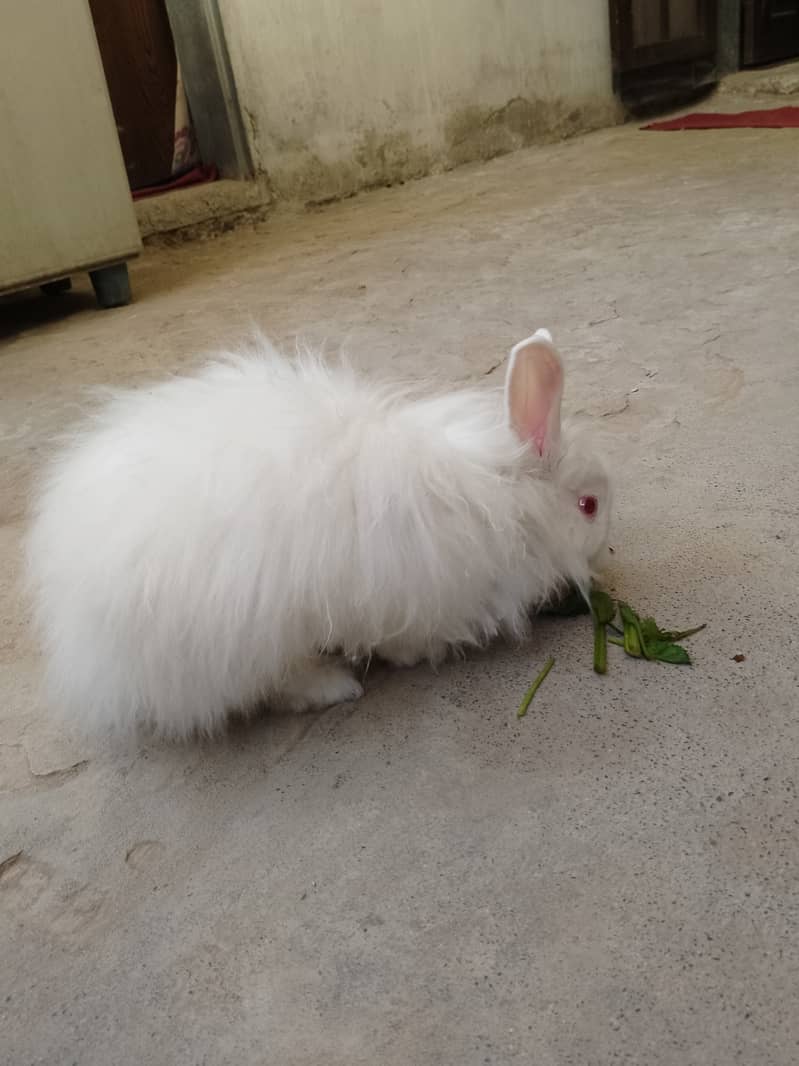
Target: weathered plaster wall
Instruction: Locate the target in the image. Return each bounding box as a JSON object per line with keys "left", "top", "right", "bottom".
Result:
{"left": 217, "top": 0, "right": 619, "bottom": 202}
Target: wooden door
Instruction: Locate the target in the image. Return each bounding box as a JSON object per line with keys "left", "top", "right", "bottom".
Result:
{"left": 610, "top": 0, "right": 718, "bottom": 107}
{"left": 612, "top": 0, "right": 718, "bottom": 70}
{"left": 742, "top": 0, "right": 799, "bottom": 65}
{"left": 87, "top": 0, "right": 177, "bottom": 190}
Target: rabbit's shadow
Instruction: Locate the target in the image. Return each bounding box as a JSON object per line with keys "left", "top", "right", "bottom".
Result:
{"left": 116, "top": 613, "right": 647, "bottom": 801}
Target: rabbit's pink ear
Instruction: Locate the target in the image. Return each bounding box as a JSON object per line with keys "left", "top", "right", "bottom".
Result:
{"left": 505, "top": 329, "right": 563, "bottom": 456}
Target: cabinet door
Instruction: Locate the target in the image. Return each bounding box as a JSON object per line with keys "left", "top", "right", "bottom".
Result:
{"left": 0, "top": 0, "right": 141, "bottom": 292}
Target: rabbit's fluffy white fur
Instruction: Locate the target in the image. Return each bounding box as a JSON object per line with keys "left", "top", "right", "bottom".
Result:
{"left": 27, "top": 330, "right": 611, "bottom": 738}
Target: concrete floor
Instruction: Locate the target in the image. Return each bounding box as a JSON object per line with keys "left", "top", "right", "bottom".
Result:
{"left": 2, "top": 101, "right": 798, "bottom": 1066}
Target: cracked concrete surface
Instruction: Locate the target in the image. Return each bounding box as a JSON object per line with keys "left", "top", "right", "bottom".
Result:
{"left": 1, "top": 101, "right": 798, "bottom": 1065}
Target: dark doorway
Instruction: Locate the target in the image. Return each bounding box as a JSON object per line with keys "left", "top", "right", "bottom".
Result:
{"left": 88, "top": 0, "right": 183, "bottom": 191}
{"left": 742, "top": 1, "right": 799, "bottom": 65}
{"left": 610, "top": 0, "right": 719, "bottom": 111}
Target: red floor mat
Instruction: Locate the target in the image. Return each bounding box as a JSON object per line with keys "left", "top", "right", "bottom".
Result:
{"left": 643, "top": 106, "right": 799, "bottom": 130}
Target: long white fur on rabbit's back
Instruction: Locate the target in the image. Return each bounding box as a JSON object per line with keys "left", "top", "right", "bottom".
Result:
{"left": 27, "top": 332, "right": 611, "bottom": 737}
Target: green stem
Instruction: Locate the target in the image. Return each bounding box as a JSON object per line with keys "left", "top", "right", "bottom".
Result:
{"left": 619, "top": 602, "right": 647, "bottom": 659}
{"left": 622, "top": 621, "right": 641, "bottom": 657}
{"left": 517, "top": 657, "right": 556, "bottom": 718}
{"left": 593, "top": 622, "right": 608, "bottom": 674}
{"left": 632, "top": 614, "right": 652, "bottom": 660}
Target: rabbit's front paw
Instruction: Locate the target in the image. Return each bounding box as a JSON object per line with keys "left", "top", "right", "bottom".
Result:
{"left": 282, "top": 661, "right": 364, "bottom": 712}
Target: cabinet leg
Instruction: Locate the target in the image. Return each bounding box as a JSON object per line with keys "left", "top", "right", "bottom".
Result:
{"left": 40, "top": 277, "right": 72, "bottom": 296}
{"left": 89, "top": 263, "right": 131, "bottom": 309}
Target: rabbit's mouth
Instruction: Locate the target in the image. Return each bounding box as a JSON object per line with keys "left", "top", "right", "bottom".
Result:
{"left": 588, "top": 542, "right": 613, "bottom": 578}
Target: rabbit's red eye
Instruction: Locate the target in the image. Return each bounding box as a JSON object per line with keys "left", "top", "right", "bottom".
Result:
{"left": 578, "top": 495, "right": 598, "bottom": 518}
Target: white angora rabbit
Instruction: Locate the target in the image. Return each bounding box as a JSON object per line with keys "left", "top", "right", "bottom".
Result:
{"left": 27, "top": 330, "right": 611, "bottom": 737}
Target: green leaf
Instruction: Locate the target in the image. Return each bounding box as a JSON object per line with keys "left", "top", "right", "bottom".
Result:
{"left": 659, "top": 623, "right": 706, "bottom": 642}
{"left": 647, "top": 641, "right": 692, "bottom": 665}
{"left": 639, "top": 617, "right": 662, "bottom": 644}
{"left": 609, "top": 633, "right": 691, "bottom": 665}
{"left": 517, "top": 657, "right": 556, "bottom": 718}
{"left": 641, "top": 617, "right": 706, "bottom": 643}
{"left": 541, "top": 588, "right": 702, "bottom": 674}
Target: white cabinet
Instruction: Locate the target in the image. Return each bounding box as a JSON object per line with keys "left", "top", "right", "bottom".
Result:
{"left": 0, "top": 0, "right": 142, "bottom": 307}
